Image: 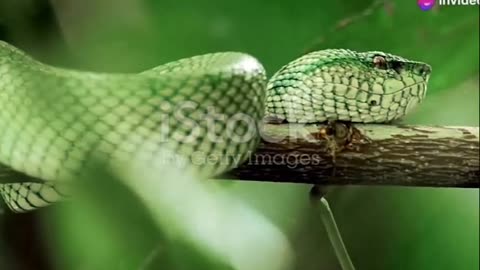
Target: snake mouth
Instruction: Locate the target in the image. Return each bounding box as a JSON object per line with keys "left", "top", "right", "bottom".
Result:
{"left": 316, "top": 80, "right": 428, "bottom": 97}
{"left": 398, "top": 81, "right": 428, "bottom": 94}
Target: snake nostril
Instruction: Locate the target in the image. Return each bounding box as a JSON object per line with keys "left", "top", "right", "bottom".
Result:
{"left": 418, "top": 64, "right": 432, "bottom": 77}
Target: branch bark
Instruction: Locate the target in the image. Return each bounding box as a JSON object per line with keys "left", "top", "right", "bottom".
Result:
{"left": 228, "top": 123, "right": 479, "bottom": 188}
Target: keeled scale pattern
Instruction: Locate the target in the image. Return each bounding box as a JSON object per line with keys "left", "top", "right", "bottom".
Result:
{"left": 265, "top": 49, "right": 430, "bottom": 123}
{"left": 0, "top": 41, "right": 266, "bottom": 212}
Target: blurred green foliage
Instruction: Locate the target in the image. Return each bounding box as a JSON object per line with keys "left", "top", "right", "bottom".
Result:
{"left": 0, "top": 0, "right": 479, "bottom": 270}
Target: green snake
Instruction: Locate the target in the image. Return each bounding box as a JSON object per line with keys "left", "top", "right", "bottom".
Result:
{"left": 0, "top": 41, "right": 431, "bottom": 213}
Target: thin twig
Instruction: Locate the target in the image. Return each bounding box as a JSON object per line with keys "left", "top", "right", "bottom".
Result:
{"left": 304, "top": 0, "right": 389, "bottom": 53}
{"left": 310, "top": 186, "right": 355, "bottom": 270}
{"left": 319, "top": 197, "right": 355, "bottom": 270}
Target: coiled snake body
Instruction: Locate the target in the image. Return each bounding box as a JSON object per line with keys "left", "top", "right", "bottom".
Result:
{"left": 0, "top": 41, "right": 431, "bottom": 212}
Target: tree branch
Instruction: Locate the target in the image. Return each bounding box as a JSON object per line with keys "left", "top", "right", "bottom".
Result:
{"left": 228, "top": 123, "right": 479, "bottom": 188}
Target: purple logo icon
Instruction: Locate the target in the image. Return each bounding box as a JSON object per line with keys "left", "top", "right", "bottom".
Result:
{"left": 418, "top": 0, "right": 435, "bottom": 11}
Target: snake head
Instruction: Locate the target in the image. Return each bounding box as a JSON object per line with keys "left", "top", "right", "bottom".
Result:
{"left": 265, "top": 49, "right": 432, "bottom": 123}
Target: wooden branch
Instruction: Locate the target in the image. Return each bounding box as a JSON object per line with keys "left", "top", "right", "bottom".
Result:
{"left": 1, "top": 122, "right": 477, "bottom": 188}
{"left": 228, "top": 123, "right": 479, "bottom": 188}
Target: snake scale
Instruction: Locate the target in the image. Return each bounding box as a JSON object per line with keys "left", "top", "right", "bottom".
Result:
{"left": 0, "top": 41, "right": 431, "bottom": 213}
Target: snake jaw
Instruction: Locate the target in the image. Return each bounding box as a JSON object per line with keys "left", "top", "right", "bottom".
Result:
{"left": 265, "top": 49, "right": 432, "bottom": 124}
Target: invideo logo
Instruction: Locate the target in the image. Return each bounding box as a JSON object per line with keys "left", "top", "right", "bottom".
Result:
{"left": 418, "top": 0, "right": 480, "bottom": 11}
{"left": 439, "top": 0, "right": 480, "bottom": 4}
{"left": 418, "top": 0, "right": 435, "bottom": 10}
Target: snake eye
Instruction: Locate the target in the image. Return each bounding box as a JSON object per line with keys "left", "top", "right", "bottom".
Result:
{"left": 373, "top": 55, "right": 387, "bottom": 70}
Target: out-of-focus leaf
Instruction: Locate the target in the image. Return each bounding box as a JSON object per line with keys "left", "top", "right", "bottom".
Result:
{"left": 47, "top": 148, "right": 293, "bottom": 270}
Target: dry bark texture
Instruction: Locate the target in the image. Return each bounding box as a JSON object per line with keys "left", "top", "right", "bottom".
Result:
{"left": 229, "top": 123, "right": 479, "bottom": 188}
